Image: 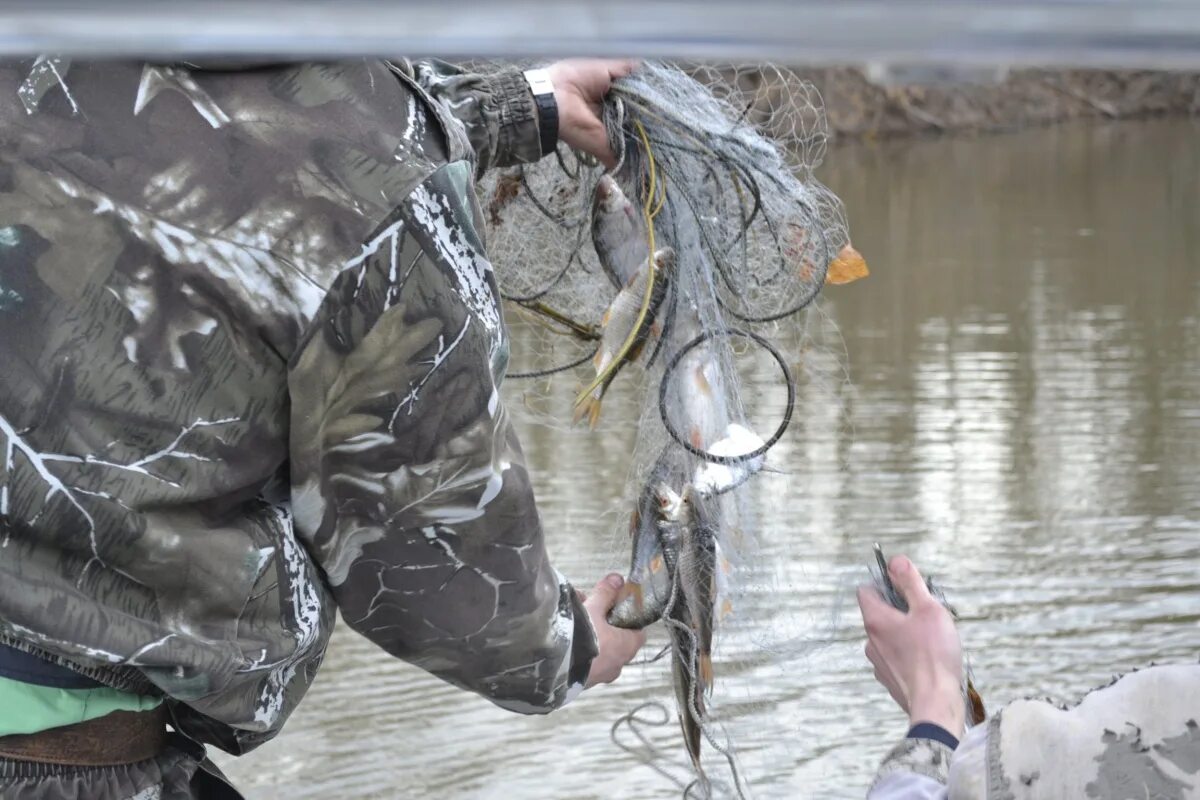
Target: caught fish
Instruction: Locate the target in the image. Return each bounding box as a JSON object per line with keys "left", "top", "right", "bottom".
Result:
{"left": 573, "top": 248, "right": 676, "bottom": 428}
{"left": 669, "top": 594, "right": 706, "bottom": 782}
{"left": 870, "top": 543, "right": 987, "bottom": 726}
{"left": 678, "top": 489, "right": 719, "bottom": 692}
{"left": 692, "top": 422, "right": 767, "bottom": 495}
{"left": 609, "top": 460, "right": 687, "bottom": 629}
{"left": 675, "top": 335, "right": 727, "bottom": 450}
{"left": 591, "top": 174, "right": 649, "bottom": 290}
{"left": 654, "top": 484, "right": 719, "bottom": 781}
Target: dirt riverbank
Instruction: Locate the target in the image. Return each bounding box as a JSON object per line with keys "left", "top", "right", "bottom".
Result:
{"left": 790, "top": 68, "right": 1200, "bottom": 139}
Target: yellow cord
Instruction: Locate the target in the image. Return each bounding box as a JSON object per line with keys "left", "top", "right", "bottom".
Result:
{"left": 635, "top": 120, "right": 662, "bottom": 247}
{"left": 572, "top": 120, "right": 665, "bottom": 409}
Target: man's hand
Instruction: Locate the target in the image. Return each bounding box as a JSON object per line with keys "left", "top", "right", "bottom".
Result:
{"left": 583, "top": 573, "right": 647, "bottom": 687}
{"left": 547, "top": 59, "right": 638, "bottom": 168}
{"left": 857, "top": 555, "right": 966, "bottom": 735}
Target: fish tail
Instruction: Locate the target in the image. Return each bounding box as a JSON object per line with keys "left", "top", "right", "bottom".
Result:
{"left": 571, "top": 384, "right": 603, "bottom": 426}
{"left": 573, "top": 372, "right": 615, "bottom": 428}
{"left": 570, "top": 398, "right": 602, "bottom": 427}
{"left": 587, "top": 397, "right": 604, "bottom": 429}
{"left": 699, "top": 654, "right": 713, "bottom": 691}
{"left": 570, "top": 399, "right": 589, "bottom": 426}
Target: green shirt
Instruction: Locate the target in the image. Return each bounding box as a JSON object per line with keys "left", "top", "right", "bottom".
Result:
{"left": 0, "top": 675, "right": 161, "bottom": 737}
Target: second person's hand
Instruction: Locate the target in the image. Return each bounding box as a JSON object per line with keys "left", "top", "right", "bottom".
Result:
{"left": 857, "top": 555, "right": 966, "bottom": 735}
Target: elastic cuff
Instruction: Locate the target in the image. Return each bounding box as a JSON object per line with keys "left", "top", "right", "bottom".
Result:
{"left": 907, "top": 722, "right": 960, "bottom": 751}
{"left": 565, "top": 585, "right": 599, "bottom": 690}
{"left": 486, "top": 68, "right": 543, "bottom": 167}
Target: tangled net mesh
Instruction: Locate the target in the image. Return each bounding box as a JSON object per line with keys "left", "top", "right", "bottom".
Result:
{"left": 481, "top": 62, "right": 855, "bottom": 798}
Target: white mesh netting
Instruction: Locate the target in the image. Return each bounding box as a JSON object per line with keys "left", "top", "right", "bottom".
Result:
{"left": 481, "top": 62, "right": 862, "bottom": 798}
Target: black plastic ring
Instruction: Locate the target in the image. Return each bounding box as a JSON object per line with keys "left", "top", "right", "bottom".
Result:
{"left": 658, "top": 328, "right": 795, "bottom": 465}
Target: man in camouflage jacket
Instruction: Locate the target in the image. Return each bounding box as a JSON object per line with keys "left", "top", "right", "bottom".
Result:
{"left": 0, "top": 56, "right": 643, "bottom": 796}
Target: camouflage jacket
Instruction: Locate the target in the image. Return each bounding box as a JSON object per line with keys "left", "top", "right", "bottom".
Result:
{"left": 0, "top": 58, "right": 597, "bottom": 754}
{"left": 868, "top": 664, "right": 1200, "bottom": 799}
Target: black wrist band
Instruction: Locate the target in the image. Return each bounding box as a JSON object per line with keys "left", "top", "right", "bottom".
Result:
{"left": 906, "top": 722, "right": 960, "bottom": 751}
{"left": 524, "top": 68, "right": 559, "bottom": 158}
{"left": 533, "top": 91, "right": 559, "bottom": 157}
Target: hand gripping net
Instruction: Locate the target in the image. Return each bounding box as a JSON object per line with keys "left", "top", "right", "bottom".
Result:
{"left": 481, "top": 62, "right": 853, "bottom": 798}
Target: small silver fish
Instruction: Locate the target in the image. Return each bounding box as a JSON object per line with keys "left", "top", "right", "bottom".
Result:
{"left": 656, "top": 484, "right": 717, "bottom": 782}
{"left": 678, "top": 488, "right": 718, "bottom": 693}
{"left": 608, "top": 473, "right": 685, "bottom": 629}
{"left": 668, "top": 558, "right": 706, "bottom": 783}
{"left": 573, "top": 248, "right": 675, "bottom": 428}
{"left": 591, "top": 174, "right": 649, "bottom": 290}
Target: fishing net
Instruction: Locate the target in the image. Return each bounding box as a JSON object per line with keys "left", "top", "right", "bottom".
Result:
{"left": 481, "top": 62, "right": 862, "bottom": 798}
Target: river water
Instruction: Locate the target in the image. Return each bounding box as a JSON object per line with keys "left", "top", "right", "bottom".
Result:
{"left": 217, "top": 118, "right": 1200, "bottom": 798}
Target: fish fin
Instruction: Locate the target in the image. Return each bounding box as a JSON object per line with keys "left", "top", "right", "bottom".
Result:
{"left": 572, "top": 392, "right": 602, "bottom": 426}
{"left": 628, "top": 508, "right": 640, "bottom": 536}
{"left": 572, "top": 395, "right": 600, "bottom": 426}
{"left": 694, "top": 364, "right": 713, "bottom": 396}
{"left": 699, "top": 655, "right": 714, "bottom": 692}
{"left": 967, "top": 681, "right": 987, "bottom": 725}
{"left": 680, "top": 714, "right": 703, "bottom": 771}
{"left": 649, "top": 554, "right": 664, "bottom": 574}
{"left": 650, "top": 321, "right": 662, "bottom": 338}
{"left": 600, "top": 306, "right": 613, "bottom": 327}
{"left": 720, "top": 598, "right": 734, "bottom": 620}
{"left": 826, "top": 243, "right": 870, "bottom": 285}
{"left": 784, "top": 222, "right": 808, "bottom": 259}
{"left": 616, "top": 581, "right": 644, "bottom": 612}
{"left": 689, "top": 427, "right": 705, "bottom": 449}
{"left": 587, "top": 396, "right": 604, "bottom": 429}
{"left": 573, "top": 368, "right": 612, "bottom": 425}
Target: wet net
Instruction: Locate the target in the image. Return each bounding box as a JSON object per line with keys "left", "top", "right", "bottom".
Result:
{"left": 481, "top": 62, "right": 864, "bottom": 798}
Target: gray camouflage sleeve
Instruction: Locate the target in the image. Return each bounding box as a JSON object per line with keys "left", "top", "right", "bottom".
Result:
{"left": 397, "top": 59, "right": 545, "bottom": 174}
{"left": 287, "top": 162, "right": 597, "bottom": 713}
{"left": 868, "top": 738, "right": 954, "bottom": 799}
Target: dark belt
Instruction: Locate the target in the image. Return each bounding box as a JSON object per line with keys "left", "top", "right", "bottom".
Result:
{"left": 0, "top": 644, "right": 103, "bottom": 690}
{"left": 0, "top": 706, "right": 168, "bottom": 767}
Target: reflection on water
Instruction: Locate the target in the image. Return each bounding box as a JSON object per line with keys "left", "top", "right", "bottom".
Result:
{"left": 217, "top": 119, "right": 1200, "bottom": 798}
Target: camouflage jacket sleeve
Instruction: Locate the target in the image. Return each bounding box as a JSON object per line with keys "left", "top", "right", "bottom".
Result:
{"left": 948, "top": 664, "right": 1200, "bottom": 800}
{"left": 868, "top": 736, "right": 954, "bottom": 799}
{"left": 288, "top": 159, "right": 597, "bottom": 714}
{"left": 870, "top": 664, "right": 1200, "bottom": 799}
{"left": 392, "top": 59, "right": 545, "bottom": 175}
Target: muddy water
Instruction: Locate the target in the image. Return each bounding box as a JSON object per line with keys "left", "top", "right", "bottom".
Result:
{"left": 217, "top": 118, "right": 1200, "bottom": 798}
